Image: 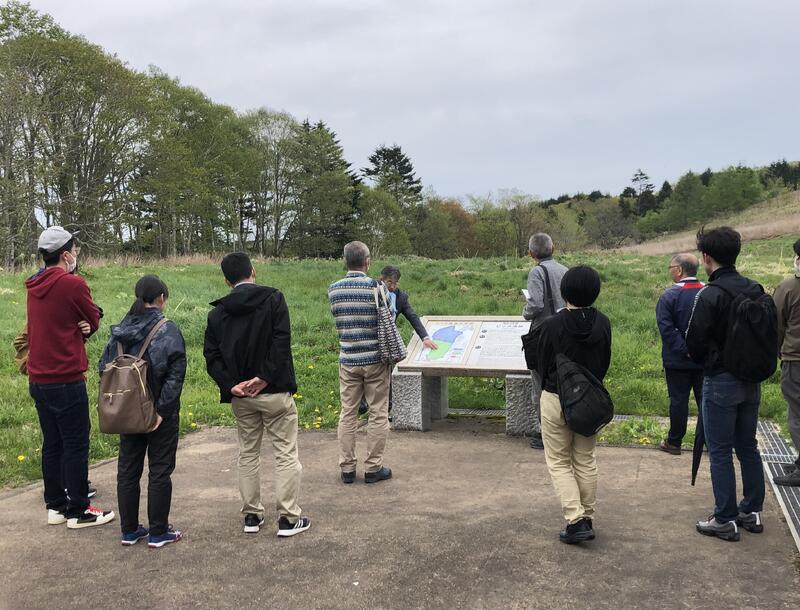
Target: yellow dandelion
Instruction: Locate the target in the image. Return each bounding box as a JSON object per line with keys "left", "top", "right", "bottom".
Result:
{"left": 190, "top": 422, "right": 197, "bottom": 429}
{"left": 293, "top": 393, "right": 299, "bottom": 399}
{"left": 308, "top": 365, "right": 315, "bottom": 370}
{"left": 17, "top": 455, "right": 26, "bottom": 462}
{"left": 303, "top": 424, "right": 310, "bottom": 430}
{"left": 188, "top": 411, "right": 193, "bottom": 417}
{"left": 313, "top": 423, "right": 321, "bottom": 429}
{"left": 296, "top": 394, "right": 303, "bottom": 399}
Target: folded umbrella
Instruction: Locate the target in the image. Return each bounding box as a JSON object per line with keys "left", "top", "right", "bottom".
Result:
{"left": 691, "top": 408, "right": 705, "bottom": 486}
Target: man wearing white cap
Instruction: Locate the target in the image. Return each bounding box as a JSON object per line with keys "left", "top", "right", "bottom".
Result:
{"left": 26, "top": 227, "right": 114, "bottom": 528}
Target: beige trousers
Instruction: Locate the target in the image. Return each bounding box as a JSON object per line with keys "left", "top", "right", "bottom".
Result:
{"left": 540, "top": 390, "right": 598, "bottom": 524}
{"left": 231, "top": 392, "right": 302, "bottom": 522}
{"left": 338, "top": 362, "right": 390, "bottom": 474}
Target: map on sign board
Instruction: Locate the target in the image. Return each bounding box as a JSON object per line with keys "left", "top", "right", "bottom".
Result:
{"left": 414, "top": 322, "right": 477, "bottom": 364}
{"left": 401, "top": 316, "right": 530, "bottom": 374}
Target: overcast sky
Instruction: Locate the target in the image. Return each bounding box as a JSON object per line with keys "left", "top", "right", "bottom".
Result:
{"left": 28, "top": 0, "right": 800, "bottom": 199}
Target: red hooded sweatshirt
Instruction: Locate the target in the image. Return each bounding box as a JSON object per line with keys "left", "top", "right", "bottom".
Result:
{"left": 25, "top": 267, "right": 101, "bottom": 384}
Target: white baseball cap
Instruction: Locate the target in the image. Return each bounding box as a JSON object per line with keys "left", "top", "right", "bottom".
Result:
{"left": 37, "top": 226, "right": 79, "bottom": 253}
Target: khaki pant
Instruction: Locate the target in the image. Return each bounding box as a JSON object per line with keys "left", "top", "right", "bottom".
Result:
{"left": 540, "top": 390, "right": 598, "bottom": 524}
{"left": 338, "top": 363, "right": 390, "bottom": 474}
{"left": 231, "top": 393, "right": 302, "bottom": 521}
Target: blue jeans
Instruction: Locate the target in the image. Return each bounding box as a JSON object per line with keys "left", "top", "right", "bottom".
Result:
{"left": 29, "top": 381, "right": 90, "bottom": 517}
{"left": 701, "top": 372, "right": 764, "bottom": 523}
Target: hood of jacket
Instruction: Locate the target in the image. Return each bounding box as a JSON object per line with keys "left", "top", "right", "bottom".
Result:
{"left": 25, "top": 267, "right": 68, "bottom": 299}
{"left": 111, "top": 307, "right": 163, "bottom": 349}
{"left": 561, "top": 307, "right": 605, "bottom": 344}
{"left": 210, "top": 284, "right": 277, "bottom": 316}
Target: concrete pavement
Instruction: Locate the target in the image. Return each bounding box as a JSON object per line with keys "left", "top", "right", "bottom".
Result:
{"left": 1, "top": 419, "right": 798, "bottom": 609}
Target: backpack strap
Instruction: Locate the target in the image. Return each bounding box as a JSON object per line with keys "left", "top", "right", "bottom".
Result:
{"left": 539, "top": 264, "right": 555, "bottom": 316}
{"left": 136, "top": 318, "right": 169, "bottom": 359}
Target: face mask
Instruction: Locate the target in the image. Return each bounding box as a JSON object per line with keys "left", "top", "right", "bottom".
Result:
{"left": 65, "top": 252, "right": 77, "bottom": 274}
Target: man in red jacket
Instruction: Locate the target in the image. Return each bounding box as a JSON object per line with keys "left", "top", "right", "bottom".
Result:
{"left": 26, "top": 226, "right": 114, "bottom": 529}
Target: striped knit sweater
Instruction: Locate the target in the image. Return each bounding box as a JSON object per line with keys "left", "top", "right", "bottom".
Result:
{"left": 328, "top": 271, "right": 381, "bottom": 366}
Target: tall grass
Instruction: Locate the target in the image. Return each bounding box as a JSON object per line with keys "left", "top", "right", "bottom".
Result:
{"left": 0, "top": 236, "right": 795, "bottom": 487}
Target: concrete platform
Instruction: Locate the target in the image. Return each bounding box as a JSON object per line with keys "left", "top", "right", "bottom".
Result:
{"left": 1, "top": 419, "right": 799, "bottom": 610}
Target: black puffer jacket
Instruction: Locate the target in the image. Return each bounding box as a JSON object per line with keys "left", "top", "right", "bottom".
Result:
{"left": 204, "top": 283, "right": 297, "bottom": 403}
{"left": 685, "top": 266, "right": 764, "bottom": 376}
{"left": 98, "top": 307, "right": 187, "bottom": 417}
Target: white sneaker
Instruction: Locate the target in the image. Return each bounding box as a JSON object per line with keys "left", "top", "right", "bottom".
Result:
{"left": 47, "top": 509, "right": 67, "bottom": 525}
{"left": 66, "top": 505, "right": 115, "bottom": 529}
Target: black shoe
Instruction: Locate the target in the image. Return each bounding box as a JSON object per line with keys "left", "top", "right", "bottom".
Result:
{"left": 243, "top": 513, "right": 265, "bottom": 534}
{"left": 341, "top": 470, "right": 356, "bottom": 484}
{"left": 529, "top": 434, "right": 544, "bottom": 450}
{"left": 559, "top": 518, "right": 595, "bottom": 544}
{"left": 365, "top": 466, "right": 392, "bottom": 484}
{"left": 773, "top": 469, "right": 800, "bottom": 486}
{"left": 736, "top": 511, "right": 764, "bottom": 533}
{"left": 358, "top": 403, "right": 368, "bottom": 416}
{"left": 695, "top": 516, "right": 740, "bottom": 541}
{"left": 277, "top": 516, "right": 311, "bottom": 537}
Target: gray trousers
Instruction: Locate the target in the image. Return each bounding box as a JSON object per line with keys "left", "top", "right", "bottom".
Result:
{"left": 781, "top": 361, "right": 800, "bottom": 464}
{"left": 530, "top": 370, "right": 543, "bottom": 435}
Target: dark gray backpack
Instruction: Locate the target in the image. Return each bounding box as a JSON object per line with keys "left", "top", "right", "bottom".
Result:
{"left": 555, "top": 353, "right": 614, "bottom": 437}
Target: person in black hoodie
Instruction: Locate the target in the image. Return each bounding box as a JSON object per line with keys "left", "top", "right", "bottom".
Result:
{"left": 203, "top": 252, "right": 311, "bottom": 537}
{"left": 98, "top": 275, "right": 186, "bottom": 548}
{"left": 536, "top": 265, "right": 611, "bottom": 544}
{"left": 686, "top": 227, "right": 766, "bottom": 542}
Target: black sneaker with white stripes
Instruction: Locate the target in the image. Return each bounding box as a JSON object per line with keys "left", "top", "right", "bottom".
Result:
{"left": 277, "top": 516, "right": 311, "bottom": 537}
{"left": 244, "top": 513, "right": 265, "bottom": 534}
{"left": 736, "top": 511, "right": 764, "bottom": 533}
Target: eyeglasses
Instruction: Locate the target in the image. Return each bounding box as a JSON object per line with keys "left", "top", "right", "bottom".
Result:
{"left": 668, "top": 265, "right": 680, "bottom": 270}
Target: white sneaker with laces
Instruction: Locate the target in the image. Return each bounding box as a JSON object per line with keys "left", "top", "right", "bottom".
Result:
{"left": 47, "top": 509, "right": 67, "bottom": 525}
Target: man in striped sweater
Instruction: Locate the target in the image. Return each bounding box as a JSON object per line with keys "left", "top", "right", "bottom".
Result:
{"left": 328, "top": 241, "right": 393, "bottom": 485}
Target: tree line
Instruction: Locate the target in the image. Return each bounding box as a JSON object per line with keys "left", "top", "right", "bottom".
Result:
{"left": 1, "top": 2, "right": 798, "bottom": 269}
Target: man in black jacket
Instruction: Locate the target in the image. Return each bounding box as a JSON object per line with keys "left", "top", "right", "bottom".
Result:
{"left": 686, "top": 227, "right": 765, "bottom": 542}
{"left": 204, "top": 252, "right": 311, "bottom": 537}
{"left": 358, "top": 266, "right": 438, "bottom": 416}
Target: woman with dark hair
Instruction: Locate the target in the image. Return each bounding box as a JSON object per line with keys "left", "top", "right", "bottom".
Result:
{"left": 99, "top": 275, "right": 187, "bottom": 548}
{"left": 536, "top": 265, "right": 612, "bottom": 545}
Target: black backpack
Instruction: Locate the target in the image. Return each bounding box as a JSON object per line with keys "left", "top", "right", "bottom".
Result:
{"left": 711, "top": 283, "right": 778, "bottom": 383}
{"left": 555, "top": 353, "right": 614, "bottom": 437}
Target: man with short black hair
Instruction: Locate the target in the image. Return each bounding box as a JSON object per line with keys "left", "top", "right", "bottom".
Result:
{"left": 27, "top": 226, "right": 114, "bottom": 529}
{"left": 772, "top": 238, "right": 800, "bottom": 486}
{"left": 656, "top": 253, "right": 704, "bottom": 455}
{"left": 329, "top": 241, "right": 393, "bottom": 484}
{"left": 204, "top": 252, "right": 311, "bottom": 537}
{"left": 523, "top": 233, "right": 567, "bottom": 449}
{"left": 686, "top": 227, "right": 767, "bottom": 541}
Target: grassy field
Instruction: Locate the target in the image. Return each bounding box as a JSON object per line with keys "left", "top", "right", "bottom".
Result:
{"left": 0, "top": 236, "right": 796, "bottom": 487}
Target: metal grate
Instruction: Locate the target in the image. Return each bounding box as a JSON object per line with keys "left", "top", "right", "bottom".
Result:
{"left": 756, "top": 421, "right": 800, "bottom": 552}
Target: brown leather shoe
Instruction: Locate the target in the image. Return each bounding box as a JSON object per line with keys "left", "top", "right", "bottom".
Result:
{"left": 658, "top": 440, "right": 681, "bottom": 455}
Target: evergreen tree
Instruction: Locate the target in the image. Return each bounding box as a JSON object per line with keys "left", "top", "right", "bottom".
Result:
{"left": 362, "top": 144, "right": 423, "bottom": 210}
{"left": 656, "top": 180, "right": 672, "bottom": 203}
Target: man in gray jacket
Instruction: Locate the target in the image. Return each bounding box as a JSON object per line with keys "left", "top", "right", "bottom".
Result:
{"left": 773, "top": 238, "right": 800, "bottom": 486}
{"left": 523, "top": 233, "right": 567, "bottom": 449}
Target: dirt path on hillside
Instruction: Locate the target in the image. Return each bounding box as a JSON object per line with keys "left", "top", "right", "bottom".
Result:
{"left": 616, "top": 191, "right": 800, "bottom": 256}
{"left": 620, "top": 215, "right": 800, "bottom": 256}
